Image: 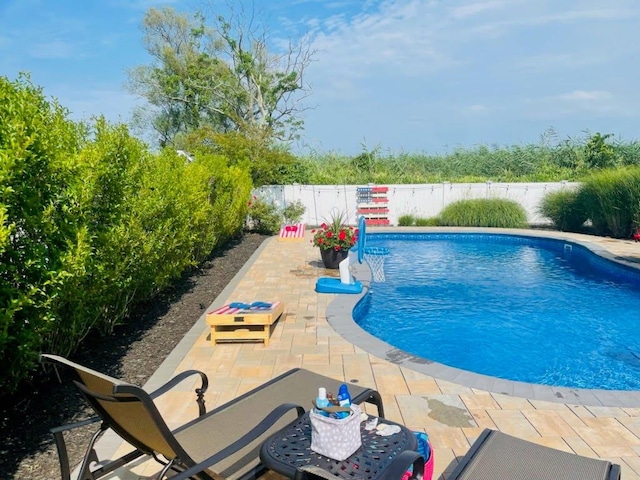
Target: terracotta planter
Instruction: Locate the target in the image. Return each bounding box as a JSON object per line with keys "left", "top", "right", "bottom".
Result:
{"left": 319, "top": 248, "right": 350, "bottom": 269}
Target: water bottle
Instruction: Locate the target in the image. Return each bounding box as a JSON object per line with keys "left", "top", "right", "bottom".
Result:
{"left": 336, "top": 384, "right": 351, "bottom": 419}
{"left": 315, "top": 387, "right": 330, "bottom": 416}
{"left": 337, "top": 384, "right": 351, "bottom": 406}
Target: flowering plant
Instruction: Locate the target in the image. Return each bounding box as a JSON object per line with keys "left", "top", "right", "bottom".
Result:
{"left": 311, "top": 211, "right": 358, "bottom": 251}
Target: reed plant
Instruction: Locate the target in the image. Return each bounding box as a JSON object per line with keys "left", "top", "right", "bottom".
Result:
{"left": 577, "top": 167, "right": 640, "bottom": 238}
{"left": 538, "top": 189, "right": 587, "bottom": 232}
{"left": 439, "top": 198, "right": 528, "bottom": 228}
{"left": 397, "top": 214, "right": 416, "bottom": 226}
{"left": 415, "top": 217, "right": 440, "bottom": 226}
{"left": 298, "top": 133, "right": 640, "bottom": 185}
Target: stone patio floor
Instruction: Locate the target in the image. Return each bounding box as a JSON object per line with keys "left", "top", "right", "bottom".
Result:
{"left": 98, "top": 228, "right": 640, "bottom": 479}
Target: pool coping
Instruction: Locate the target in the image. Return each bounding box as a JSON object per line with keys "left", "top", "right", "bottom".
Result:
{"left": 327, "top": 227, "right": 640, "bottom": 408}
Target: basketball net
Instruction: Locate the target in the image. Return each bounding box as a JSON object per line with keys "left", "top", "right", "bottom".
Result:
{"left": 363, "top": 247, "right": 389, "bottom": 282}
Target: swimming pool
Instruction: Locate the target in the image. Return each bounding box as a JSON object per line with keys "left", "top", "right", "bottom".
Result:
{"left": 353, "top": 233, "right": 640, "bottom": 391}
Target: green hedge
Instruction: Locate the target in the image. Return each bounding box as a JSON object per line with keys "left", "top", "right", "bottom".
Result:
{"left": 0, "top": 76, "right": 252, "bottom": 394}
{"left": 0, "top": 76, "right": 85, "bottom": 392}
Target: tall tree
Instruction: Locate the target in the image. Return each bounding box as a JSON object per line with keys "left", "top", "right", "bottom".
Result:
{"left": 127, "top": 5, "right": 313, "bottom": 147}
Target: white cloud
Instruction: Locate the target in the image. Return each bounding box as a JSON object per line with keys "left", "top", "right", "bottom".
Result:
{"left": 468, "top": 5, "right": 640, "bottom": 37}
{"left": 516, "top": 53, "right": 608, "bottom": 71}
{"left": 30, "top": 39, "right": 76, "bottom": 59}
{"left": 450, "top": 0, "right": 513, "bottom": 19}
{"left": 107, "top": 0, "right": 180, "bottom": 11}
{"left": 465, "top": 104, "right": 489, "bottom": 113}
{"left": 290, "top": 0, "right": 325, "bottom": 5}
{"left": 307, "top": 0, "right": 457, "bottom": 98}
{"left": 533, "top": 7, "right": 640, "bottom": 24}
{"left": 520, "top": 89, "right": 640, "bottom": 120}
{"left": 557, "top": 90, "right": 612, "bottom": 102}
{"left": 291, "top": 0, "right": 640, "bottom": 152}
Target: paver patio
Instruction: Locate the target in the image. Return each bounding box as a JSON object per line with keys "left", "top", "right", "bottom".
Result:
{"left": 94, "top": 228, "right": 640, "bottom": 479}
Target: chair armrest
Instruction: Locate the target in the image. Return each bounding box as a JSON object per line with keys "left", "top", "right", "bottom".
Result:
{"left": 165, "top": 403, "right": 305, "bottom": 480}
{"left": 384, "top": 450, "right": 425, "bottom": 480}
{"left": 148, "top": 369, "right": 209, "bottom": 416}
{"left": 50, "top": 415, "right": 102, "bottom": 434}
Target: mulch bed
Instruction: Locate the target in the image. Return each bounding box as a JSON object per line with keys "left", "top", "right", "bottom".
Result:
{"left": 0, "top": 233, "right": 269, "bottom": 480}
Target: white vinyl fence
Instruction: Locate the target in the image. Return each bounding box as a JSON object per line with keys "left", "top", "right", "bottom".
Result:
{"left": 254, "top": 182, "right": 578, "bottom": 226}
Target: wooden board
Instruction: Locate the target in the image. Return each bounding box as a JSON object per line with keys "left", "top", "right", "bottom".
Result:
{"left": 278, "top": 223, "right": 305, "bottom": 242}
{"left": 206, "top": 301, "right": 284, "bottom": 346}
{"left": 357, "top": 186, "right": 390, "bottom": 226}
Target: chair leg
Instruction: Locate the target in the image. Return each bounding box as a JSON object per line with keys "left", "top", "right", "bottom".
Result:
{"left": 51, "top": 417, "right": 103, "bottom": 480}
{"left": 155, "top": 458, "right": 178, "bottom": 480}
{"left": 51, "top": 418, "right": 145, "bottom": 480}
{"left": 76, "top": 425, "right": 107, "bottom": 480}
{"left": 366, "top": 390, "right": 385, "bottom": 418}
{"left": 52, "top": 428, "right": 73, "bottom": 480}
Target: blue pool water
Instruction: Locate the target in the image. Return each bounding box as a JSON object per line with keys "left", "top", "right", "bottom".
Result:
{"left": 354, "top": 233, "right": 640, "bottom": 390}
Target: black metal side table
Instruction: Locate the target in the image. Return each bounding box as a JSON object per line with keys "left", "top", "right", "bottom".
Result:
{"left": 260, "top": 412, "right": 424, "bottom": 480}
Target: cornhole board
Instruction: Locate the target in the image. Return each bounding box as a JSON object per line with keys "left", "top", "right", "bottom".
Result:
{"left": 278, "top": 223, "right": 305, "bottom": 241}
{"left": 206, "top": 301, "right": 284, "bottom": 346}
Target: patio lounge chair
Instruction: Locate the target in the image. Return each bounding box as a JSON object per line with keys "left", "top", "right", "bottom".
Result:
{"left": 449, "top": 428, "right": 621, "bottom": 480}
{"left": 41, "top": 354, "right": 385, "bottom": 480}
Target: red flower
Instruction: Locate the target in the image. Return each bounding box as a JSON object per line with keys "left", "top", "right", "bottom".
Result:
{"left": 311, "top": 212, "right": 357, "bottom": 251}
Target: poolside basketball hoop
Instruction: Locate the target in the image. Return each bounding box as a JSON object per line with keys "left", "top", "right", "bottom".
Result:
{"left": 356, "top": 216, "right": 390, "bottom": 283}
{"left": 363, "top": 246, "right": 389, "bottom": 282}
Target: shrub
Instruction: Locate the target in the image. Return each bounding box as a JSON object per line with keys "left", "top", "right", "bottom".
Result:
{"left": 246, "top": 197, "right": 281, "bottom": 234}
{"left": 538, "top": 189, "right": 587, "bottom": 232}
{"left": 181, "top": 128, "right": 311, "bottom": 186}
{"left": 415, "top": 217, "right": 440, "bottom": 226}
{"left": 48, "top": 119, "right": 150, "bottom": 353}
{"left": 245, "top": 198, "right": 306, "bottom": 234}
{"left": 282, "top": 200, "right": 306, "bottom": 224}
{"left": 0, "top": 77, "right": 254, "bottom": 395}
{"left": 0, "top": 75, "right": 84, "bottom": 392}
{"left": 398, "top": 214, "right": 416, "bottom": 226}
{"left": 584, "top": 132, "right": 619, "bottom": 170}
{"left": 49, "top": 140, "right": 251, "bottom": 373}
{"left": 439, "top": 198, "right": 528, "bottom": 228}
{"left": 197, "top": 154, "right": 252, "bottom": 248}
{"left": 577, "top": 167, "right": 640, "bottom": 238}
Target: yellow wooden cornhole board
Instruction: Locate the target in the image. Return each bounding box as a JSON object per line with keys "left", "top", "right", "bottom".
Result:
{"left": 206, "top": 301, "right": 284, "bottom": 346}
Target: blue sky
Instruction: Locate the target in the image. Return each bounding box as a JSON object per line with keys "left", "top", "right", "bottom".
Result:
{"left": 1, "top": 0, "right": 638, "bottom": 155}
